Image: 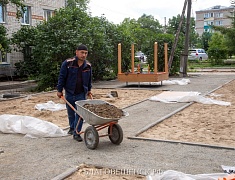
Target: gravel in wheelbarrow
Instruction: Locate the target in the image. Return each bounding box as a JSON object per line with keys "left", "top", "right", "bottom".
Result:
{"left": 75, "top": 99, "right": 128, "bottom": 125}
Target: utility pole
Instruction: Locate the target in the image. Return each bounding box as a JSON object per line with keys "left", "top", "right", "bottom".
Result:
{"left": 180, "top": 0, "right": 191, "bottom": 77}
{"left": 168, "top": 0, "right": 188, "bottom": 72}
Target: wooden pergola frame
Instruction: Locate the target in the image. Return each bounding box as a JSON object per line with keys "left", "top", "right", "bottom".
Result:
{"left": 117, "top": 42, "right": 169, "bottom": 85}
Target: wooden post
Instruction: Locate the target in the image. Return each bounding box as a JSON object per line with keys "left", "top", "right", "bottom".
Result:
{"left": 137, "top": 64, "right": 140, "bottom": 73}
{"left": 131, "top": 44, "right": 135, "bottom": 73}
{"left": 148, "top": 64, "right": 150, "bottom": 73}
{"left": 118, "top": 43, "right": 121, "bottom": 74}
{"left": 164, "top": 43, "right": 168, "bottom": 73}
{"left": 154, "top": 42, "right": 158, "bottom": 74}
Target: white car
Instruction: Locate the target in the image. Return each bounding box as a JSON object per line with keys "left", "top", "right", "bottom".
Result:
{"left": 188, "top": 49, "right": 208, "bottom": 60}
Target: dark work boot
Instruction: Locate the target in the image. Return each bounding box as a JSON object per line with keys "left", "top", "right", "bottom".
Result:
{"left": 73, "top": 134, "right": 83, "bottom": 142}
{"left": 67, "top": 128, "right": 74, "bottom": 135}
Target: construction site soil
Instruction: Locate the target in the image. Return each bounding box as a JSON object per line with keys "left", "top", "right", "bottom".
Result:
{"left": 0, "top": 78, "right": 234, "bottom": 179}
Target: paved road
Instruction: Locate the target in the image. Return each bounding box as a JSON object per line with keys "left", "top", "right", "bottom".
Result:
{"left": 0, "top": 72, "right": 235, "bottom": 179}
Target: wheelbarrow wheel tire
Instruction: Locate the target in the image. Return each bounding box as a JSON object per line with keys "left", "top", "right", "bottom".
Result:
{"left": 108, "top": 124, "right": 123, "bottom": 145}
{"left": 84, "top": 126, "right": 99, "bottom": 150}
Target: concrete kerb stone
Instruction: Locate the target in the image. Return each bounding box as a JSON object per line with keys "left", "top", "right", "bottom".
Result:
{"left": 127, "top": 78, "right": 235, "bottom": 150}
{"left": 128, "top": 137, "right": 235, "bottom": 151}
{"left": 51, "top": 166, "right": 78, "bottom": 180}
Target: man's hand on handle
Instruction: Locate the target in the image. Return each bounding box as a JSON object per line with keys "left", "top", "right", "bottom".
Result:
{"left": 87, "top": 91, "right": 93, "bottom": 99}
{"left": 57, "top": 92, "right": 63, "bottom": 98}
{"left": 57, "top": 91, "right": 92, "bottom": 99}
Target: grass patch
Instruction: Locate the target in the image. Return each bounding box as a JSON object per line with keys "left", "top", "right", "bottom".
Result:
{"left": 188, "top": 59, "right": 235, "bottom": 70}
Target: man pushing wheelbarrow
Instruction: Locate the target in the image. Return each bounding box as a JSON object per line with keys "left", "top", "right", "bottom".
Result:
{"left": 56, "top": 44, "right": 127, "bottom": 149}
{"left": 57, "top": 44, "right": 92, "bottom": 142}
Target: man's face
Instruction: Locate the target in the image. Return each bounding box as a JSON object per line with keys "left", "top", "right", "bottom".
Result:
{"left": 76, "top": 50, "right": 88, "bottom": 60}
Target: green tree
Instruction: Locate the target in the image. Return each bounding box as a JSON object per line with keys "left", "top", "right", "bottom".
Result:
{"left": 34, "top": 7, "right": 92, "bottom": 90}
{"left": 11, "top": 6, "right": 124, "bottom": 90}
{"left": 66, "top": 0, "right": 90, "bottom": 10}
{"left": 167, "top": 15, "right": 198, "bottom": 48}
{"left": 137, "top": 14, "right": 163, "bottom": 51}
{"left": 0, "top": 24, "right": 10, "bottom": 61}
{"left": 10, "top": 3, "right": 196, "bottom": 90}
{"left": 11, "top": 25, "right": 38, "bottom": 77}
{"left": 197, "top": 31, "right": 212, "bottom": 51}
{"left": 189, "top": 17, "right": 199, "bottom": 48}
{"left": 85, "top": 16, "right": 118, "bottom": 80}
{"left": 207, "top": 32, "right": 227, "bottom": 65}
{"left": 212, "top": 10, "right": 235, "bottom": 56}
{"left": 145, "top": 33, "right": 180, "bottom": 74}
{"left": 166, "top": 14, "right": 197, "bottom": 74}
{"left": 118, "top": 14, "right": 163, "bottom": 71}
{"left": 116, "top": 18, "right": 136, "bottom": 72}
{"left": 137, "top": 14, "right": 162, "bottom": 34}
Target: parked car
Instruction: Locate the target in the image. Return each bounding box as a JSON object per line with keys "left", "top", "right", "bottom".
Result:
{"left": 188, "top": 48, "right": 208, "bottom": 61}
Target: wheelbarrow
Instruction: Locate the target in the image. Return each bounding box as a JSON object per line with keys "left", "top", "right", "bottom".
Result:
{"left": 61, "top": 96, "right": 128, "bottom": 150}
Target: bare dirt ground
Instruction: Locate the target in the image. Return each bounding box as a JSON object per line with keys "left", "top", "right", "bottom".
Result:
{"left": 0, "top": 88, "right": 158, "bottom": 180}
{"left": 66, "top": 164, "right": 146, "bottom": 180}
{"left": 140, "top": 79, "right": 235, "bottom": 148}
{"left": 0, "top": 80, "right": 234, "bottom": 179}
{"left": 0, "top": 89, "right": 159, "bottom": 129}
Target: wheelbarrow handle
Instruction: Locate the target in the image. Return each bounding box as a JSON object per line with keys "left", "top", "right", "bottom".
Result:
{"left": 61, "top": 96, "right": 80, "bottom": 115}
{"left": 61, "top": 95, "right": 83, "bottom": 135}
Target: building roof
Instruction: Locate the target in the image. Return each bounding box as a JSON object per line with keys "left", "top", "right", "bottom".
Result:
{"left": 196, "top": 5, "right": 234, "bottom": 12}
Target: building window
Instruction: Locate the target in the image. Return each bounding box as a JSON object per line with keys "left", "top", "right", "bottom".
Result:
{"left": 204, "top": 28, "right": 213, "bottom": 33}
{"left": 215, "top": 21, "right": 223, "bottom": 25}
{"left": 43, "top": 9, "right": 54, "bottom": 21}
{"left": 216, "top": 13, "right": 223, "bottom": 18}
{"left": 21, "top": 6, "right": 31, "bottom": 25}
{"left": 204, "top": 21, "right": 214, "bottom": 26}
{"left": 0, "top": 52, "right": 7, "bottom": 63}
{"left": 204, "top": 13, "right": 209, "bottom": 19}
{"left": 0, "top": 3, "right": 6, "bottom": 23}
{"left": 204, "top": 13, "right": 215, "bottom": 19}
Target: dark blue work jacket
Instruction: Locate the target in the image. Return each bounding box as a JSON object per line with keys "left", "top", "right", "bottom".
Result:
{"left": 57, "top": 56, "right": 92, "bottom": 95}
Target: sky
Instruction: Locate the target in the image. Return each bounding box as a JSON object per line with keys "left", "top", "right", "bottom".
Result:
{"left": 88, "top": 0, "right": 232, "bottom": 25}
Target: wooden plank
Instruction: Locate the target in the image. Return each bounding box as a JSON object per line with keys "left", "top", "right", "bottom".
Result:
{"left": 118, "top": 73, "right": 168, "bottom": 82}
{"left": 118, "top": 43, "right": 121, "bottom": 74}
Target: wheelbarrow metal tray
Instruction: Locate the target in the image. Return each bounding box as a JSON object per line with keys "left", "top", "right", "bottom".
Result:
{"left": 75, "top": 99, "right": 128, "bottom": 125}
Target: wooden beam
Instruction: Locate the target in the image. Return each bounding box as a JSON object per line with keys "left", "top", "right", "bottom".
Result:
{"left": 118, "top": 73, "right": 168, "bottom": 82}
{"left": 164, "top": 43, "right": 169, "bottom": 74}
{"left": 118, "top": 43, "right": 121, "bottom": 74}
{"left": 154, "top": 42, "right": 158, "bottom": 74}
{"left": 131, "top": 44, "right": 135, "bottom": 73}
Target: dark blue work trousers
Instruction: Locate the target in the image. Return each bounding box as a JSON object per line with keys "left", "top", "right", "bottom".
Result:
{"left": 65, "top": 92, "right": 86, "bottom": 135}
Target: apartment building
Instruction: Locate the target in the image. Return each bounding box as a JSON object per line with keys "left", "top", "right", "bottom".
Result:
{"left": 0, "top": 0, "right": 65, "bottom": 76}
{"left": 195, "top": 5, "right": 234, "bottom": 36}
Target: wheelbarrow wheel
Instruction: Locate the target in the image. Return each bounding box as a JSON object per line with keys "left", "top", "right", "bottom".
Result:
{"left": 108, "top": 124, "right": 123, "bottom": 145}
{"left": 84, "top": 126, "right": 99, "bottom": 150}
